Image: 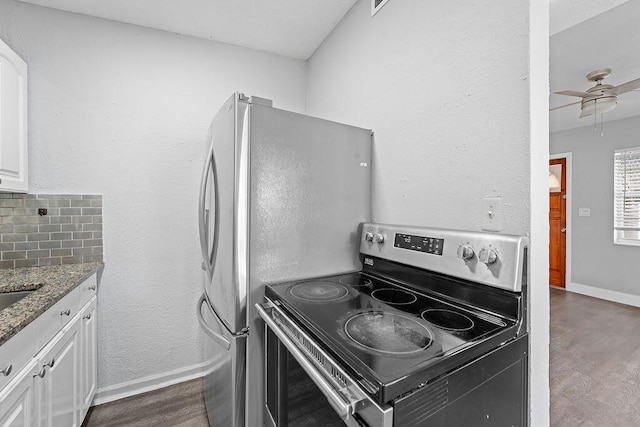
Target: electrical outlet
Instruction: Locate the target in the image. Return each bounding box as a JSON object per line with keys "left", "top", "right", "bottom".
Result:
{"left": 482, "top": 197, "right": 503, "bottom": 232}
{"left": 578, "top": 208, "right": 591, "bottom": 217}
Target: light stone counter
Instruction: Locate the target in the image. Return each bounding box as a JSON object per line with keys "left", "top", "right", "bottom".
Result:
{"left": 0, "top": 262, "right": 103, "bottom": 346}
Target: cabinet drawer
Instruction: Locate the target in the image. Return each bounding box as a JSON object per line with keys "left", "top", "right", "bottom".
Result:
{"left": 78, "top": 274, "right": 97, "bottom": 309}
{"left": 34, "top": 287, "right": 81, "bottom": 353}
{"left": 0, "top": 320, "right": 36, "bottom": 390}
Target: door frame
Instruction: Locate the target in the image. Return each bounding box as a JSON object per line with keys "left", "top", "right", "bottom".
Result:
{"left": 550, "top": 152, "right": 572, "bottom": 288}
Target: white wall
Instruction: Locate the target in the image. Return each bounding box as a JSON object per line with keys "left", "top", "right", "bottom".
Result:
{"left": 0, "top": 0, "right": 307, "bottom": 398}
{"left": 529, "top": 0, "right": 551, "bottom": 424}
{"left": 551, "top": 115, "right": 640, "bottom": 298}
{"left": 308, "top": 0, "right": 531, "bottom": 234}
{"left": 306, "top": 0, "right": 549, "bottom": 424}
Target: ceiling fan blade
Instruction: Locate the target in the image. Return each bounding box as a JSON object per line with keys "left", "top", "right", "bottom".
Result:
{"left": 549, "top": 101, "right": 581, "bottom": 111}
{"left": 555, "top": 90, "right": 591, "bottom": 98}
{"left": 579, "top": 108, "right": 594, "bottom": 118}
{"left": 612, "top": 77, "right": 640, "bottom": 95}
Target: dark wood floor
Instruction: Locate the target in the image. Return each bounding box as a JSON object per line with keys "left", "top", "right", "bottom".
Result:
{"left": 550, "top": 287, "right": 640, "bottom": 426}
{"left": 85, "top": 290, "right": 640, "bottom": 426}
{"left": 83, "top": 378, "right": 208, "bottom": 426}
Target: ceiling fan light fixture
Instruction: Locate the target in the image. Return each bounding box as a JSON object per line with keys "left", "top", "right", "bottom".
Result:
{"left": 580, "top": 96, "right": 618, "bottom": 118}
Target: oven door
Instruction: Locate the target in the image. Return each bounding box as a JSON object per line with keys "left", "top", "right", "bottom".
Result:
{"left": 256, "top": 300, "right": 393, "bottom": 427}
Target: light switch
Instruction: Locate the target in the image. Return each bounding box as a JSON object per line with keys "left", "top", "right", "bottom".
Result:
{"left": 578, "top": 208, "right": 591, "bottom": 217}
{"left": 482, "top": 197, "right": 503, "bottom": 231}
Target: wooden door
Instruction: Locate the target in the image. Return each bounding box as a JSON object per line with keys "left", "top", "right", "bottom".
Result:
{"left": 549, "top": 158, "right": 566, "bottom": 287}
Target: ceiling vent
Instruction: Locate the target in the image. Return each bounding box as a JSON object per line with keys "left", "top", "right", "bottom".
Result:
{"left": 371, "top": 0, "right": 390, "bottom": 16}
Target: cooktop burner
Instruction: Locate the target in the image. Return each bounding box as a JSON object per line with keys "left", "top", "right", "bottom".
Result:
{"left": 344, "top": 311, "right": 433, "bottom": 355}
{"left": 371, "top": 288, "right": 417, "bottom": 305}
{"left": 265, "top": 270, "right": 517, "bottom": 396}
{"left": 421, "top": 309, "right": 474, "bottom": 332}
{"left": 288, "top": 281, "right": 349, "bottom": 303}
{"left": 338, "top": 275, "right": 372, "bottom": 287}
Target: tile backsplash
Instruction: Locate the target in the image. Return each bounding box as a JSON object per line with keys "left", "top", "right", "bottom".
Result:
{"left": 0, "top": 194, "right": 103, "bottom": 269}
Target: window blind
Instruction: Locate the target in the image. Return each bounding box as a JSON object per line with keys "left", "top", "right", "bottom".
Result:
{"left": 614, "top": 147, "right": 640, "bottom": 242}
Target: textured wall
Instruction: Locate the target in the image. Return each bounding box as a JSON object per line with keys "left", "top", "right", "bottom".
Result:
{"left": 0, "top": 0, "right": 307, "bottom": 392}
{"left": 551, "top": 115, "right": 640, "bottom": 295}
{"left": 0, "top": 194, "right": 103, "bottom": 268}
{"left": 306, "top": 0, "right": 548, "bottom": 424}
{"left": 550, "top": 0, "right": 628, "bottom": 35}
{"left": 307, "top": 0, "right": 531, "bottom": 234}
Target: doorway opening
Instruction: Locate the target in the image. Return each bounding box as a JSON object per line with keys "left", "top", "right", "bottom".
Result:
{"left": 549, "top": 153, "right": 572, "bottom": 288}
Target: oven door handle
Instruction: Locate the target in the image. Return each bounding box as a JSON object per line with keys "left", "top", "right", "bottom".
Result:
{"left": 256, "top": 302, "right": 364, "bottom": 422}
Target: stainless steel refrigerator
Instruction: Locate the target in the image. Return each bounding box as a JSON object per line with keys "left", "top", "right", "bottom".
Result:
{"left": 195, "top": 93, "right": 372, "bottom": 427}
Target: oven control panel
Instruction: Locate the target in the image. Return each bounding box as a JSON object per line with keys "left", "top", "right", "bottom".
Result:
{"left": 360, "top": 222, "right": 529, "bottom": 292}
{"left": 394, "top": 233, "right": 444, "bottom": 256}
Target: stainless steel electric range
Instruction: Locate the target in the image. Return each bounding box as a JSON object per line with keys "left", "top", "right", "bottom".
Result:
{"left": 257, "top": 223, "right": 529, "bottom": 427}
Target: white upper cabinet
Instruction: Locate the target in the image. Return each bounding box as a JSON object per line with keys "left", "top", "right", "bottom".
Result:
{"left": 0, "top": 38, "right": 27, "bottom": 193}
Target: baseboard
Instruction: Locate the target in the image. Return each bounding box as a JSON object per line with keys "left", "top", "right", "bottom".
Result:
{"left": 92, "top": 361, "right": 208, "bottom": 406}
{"left": 567, "top": 282, "right": 640, "bottom": 308}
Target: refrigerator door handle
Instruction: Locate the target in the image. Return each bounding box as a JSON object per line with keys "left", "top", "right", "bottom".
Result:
{"left": 198, "top": 140, "right": 220, "bottom": 279}
{"left": 197, "top": 294, "right": 231, "bottom": 350}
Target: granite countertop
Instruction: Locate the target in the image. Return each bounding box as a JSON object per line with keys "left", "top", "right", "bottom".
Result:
{"left": 0, "top": 262, "right": 104, "bottom": 347}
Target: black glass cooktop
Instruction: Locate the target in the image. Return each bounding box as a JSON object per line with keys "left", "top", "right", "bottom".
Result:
{"left": 265, "top": 271, "right": 517, "bottom": 402}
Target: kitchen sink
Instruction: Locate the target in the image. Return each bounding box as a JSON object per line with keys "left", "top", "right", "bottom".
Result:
{"left": 0, "top": 290, "right": 35, "bottom": 312}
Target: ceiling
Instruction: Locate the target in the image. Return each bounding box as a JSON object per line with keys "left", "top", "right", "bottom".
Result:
{"left": 15, "top": 0, "right": 358, "bottom": 59}
{"left": 14, "top": 0, "right": 640, "bottom": 133}
{"left": 550, "top": 0, "right": 640, "bottom": 133}
{"left": 550, "top": 0, "right": 628, "bottom": 35}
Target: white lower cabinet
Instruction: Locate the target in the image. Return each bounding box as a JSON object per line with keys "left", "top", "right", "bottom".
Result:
{"left": 79, "top": 299, "right": 96, "bottom": 419}
{"left": 0, "top": 360, "right": 37, "bottom": 427}
{"left": 34, "top": 319, "right": 80, "bottom": 427}
{"left": 0, "top": 275, "right": 98, "bottom": 427}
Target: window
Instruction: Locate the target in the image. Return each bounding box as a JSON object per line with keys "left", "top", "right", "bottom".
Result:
{"left": 614, "top": 147, "right": 640, "bottom": 245}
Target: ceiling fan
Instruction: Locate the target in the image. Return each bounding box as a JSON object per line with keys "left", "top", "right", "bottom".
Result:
{"left": 551, "top": 68, "right": 640, "bottom": 118}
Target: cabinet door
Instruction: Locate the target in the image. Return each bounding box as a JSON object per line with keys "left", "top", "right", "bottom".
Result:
{"left": 0, "top": 359, "right": 37, "bottom": 427}
{"left": 0, "top": 38, "right": 27, "bottom": 193}
{"left": 36, "top": 320, "right": 80, "bottom": 427}
{"left": 79, "top": 298, "right": 96, "bottom": 419}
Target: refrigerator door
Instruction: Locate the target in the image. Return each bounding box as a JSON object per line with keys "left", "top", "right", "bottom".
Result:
{"left": 249, "top": 104, "right": 372, "bottom": 285}
{"left": 244, "top": 104, "right": 372, "bottom": 427}
{"left": 198, "top": 134, "right": 219, "bottom": 282}
{"left": 200, "top": 93, "right": 250, "bottom": 334}
{"left": 197, "top": 295, "right": 247, "bottom": 427}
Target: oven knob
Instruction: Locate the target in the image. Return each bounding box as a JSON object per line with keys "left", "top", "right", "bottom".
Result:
{"left": 364, "top": 232, "right": 374, "bottom": 242}
{"left": 456, "top": 244, "right": 475, "bottom": 261}
{"left": 374, "top": 233, "right": 385, "bottom": 244}
{"left": 478, "top": 248, "right": 498, "bottom": 265}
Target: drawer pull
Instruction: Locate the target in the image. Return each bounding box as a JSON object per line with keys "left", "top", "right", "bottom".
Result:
{"left": 33, "top": 368, "right": 46, "bottom": 378}
{"left": 88, "top": 285, "right": 96, "bottom": 291}
{"left": 0, "top": 365, "right": 12, "bottom": 377}
{"left": 43, "top": 358, "right": 55, "bottom": 369}
{"left": 60, "top": 309, "right": 71, "bottom": 316}
{"left": 83, "top": 313, "right": 92, "bottom": 320}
